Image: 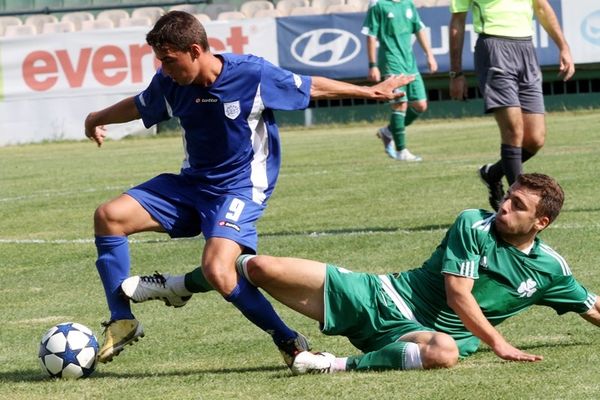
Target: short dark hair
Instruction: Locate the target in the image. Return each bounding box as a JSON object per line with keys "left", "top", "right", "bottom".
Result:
{"left": 146, "top": 11, "right": 209, "bottom": 52}
{"left": 516, "top": 173, "right": 564, "bottom": 224}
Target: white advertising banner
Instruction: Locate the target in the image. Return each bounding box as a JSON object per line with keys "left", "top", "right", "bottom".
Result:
{"left": 0, "top": 18, "right": 278, "bottom": 146}
{"left": 562, "top": 0, "right": 600, "bottom": 64}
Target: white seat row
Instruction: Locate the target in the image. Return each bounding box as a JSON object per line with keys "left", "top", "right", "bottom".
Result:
{"left": 0, "top": 6, "right": 167, "bottom": 37}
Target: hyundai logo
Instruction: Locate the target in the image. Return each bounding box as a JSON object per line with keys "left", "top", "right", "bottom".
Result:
{"left": 291, "top": 29, "right": 361, "bottom": 67}
{"left": 581, "top": 10, "right": 600, "bottom": 45}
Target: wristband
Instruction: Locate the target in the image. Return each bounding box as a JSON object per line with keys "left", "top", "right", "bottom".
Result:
{"left": 368, "top": 62, "right": 378, "bottom": 68}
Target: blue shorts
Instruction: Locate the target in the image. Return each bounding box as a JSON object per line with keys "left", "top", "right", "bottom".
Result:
{"left": 126, "top": 173, "right": 266, "bottom": 252}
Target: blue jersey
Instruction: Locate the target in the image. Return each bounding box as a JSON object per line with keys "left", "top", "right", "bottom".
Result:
{"left": 134, "top": 53, "right": 312, "bottom": 204}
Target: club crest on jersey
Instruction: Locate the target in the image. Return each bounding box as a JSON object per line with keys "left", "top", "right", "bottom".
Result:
{"left": 517, "top": 279, "right": 537, "bottom": 298}
{"left": 218, "top": 220, "right": 241, "bottom": 231}
{"left": 224, "top": 101, "right": 241, "bottom": 119}
{"left": 405, "top": 9, "right": 413, "bottom": 19}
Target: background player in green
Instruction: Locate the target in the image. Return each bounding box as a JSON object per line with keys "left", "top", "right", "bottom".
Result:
{"left": 363, "top": 0, "right": 438, "bottom": 161}
{"left": 226, "top": 173, "right": 600, "bottom": 373}
{"left": 449, "top": 0, "right": 575, "bottom": 210}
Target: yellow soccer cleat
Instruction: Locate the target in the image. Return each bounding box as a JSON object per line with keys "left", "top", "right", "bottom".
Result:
{"left": 97, "top": 319, "right": 144, "bottom": 363}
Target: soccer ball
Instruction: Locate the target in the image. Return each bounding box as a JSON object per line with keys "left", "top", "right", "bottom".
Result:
{"left": 38, "top": 322, "right": 99, "bottom": 379}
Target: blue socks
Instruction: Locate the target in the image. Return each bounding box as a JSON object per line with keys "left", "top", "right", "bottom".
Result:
{"left": 225, "top": 276, "right": 296, "bottom": 345}
{"left": 95, "top": 235, "right": 134, "bottom": 320}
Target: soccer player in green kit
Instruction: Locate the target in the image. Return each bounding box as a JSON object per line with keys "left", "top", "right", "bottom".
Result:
{"left": 362, "top": 0, "right": 437, "bottom": 161}
{"left": 230, "top": 173, "right": 600, "bottom": 373}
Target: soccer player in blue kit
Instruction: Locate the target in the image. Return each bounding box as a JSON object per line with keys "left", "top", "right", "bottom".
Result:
{"left": 84, "top": 11, "right": 412, "bottom": 365}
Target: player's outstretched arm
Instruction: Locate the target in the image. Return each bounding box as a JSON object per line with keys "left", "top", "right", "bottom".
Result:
{"left": 310, "top": 75, "right": 414, "bottom": 101}
{"left": 84, "top": 96, "right": 141, "bottom": 147}
{"left": 445, "top": 274, "right": 544, "bottom": 362}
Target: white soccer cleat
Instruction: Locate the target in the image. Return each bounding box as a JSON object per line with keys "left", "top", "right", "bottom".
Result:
{"left": 121, "top": 272, "right": 191, "bottom": 308}
{"left": 291, "top": 351, "right": 336, "bottom": 375}
{"left": 396, "top": 148, "right": 423, "bottom": 162}
{"left": 376, "top": 127, "right": 396, "bottom": 159}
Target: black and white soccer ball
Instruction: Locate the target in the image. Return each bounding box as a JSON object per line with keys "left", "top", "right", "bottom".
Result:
{"left": 38, "top": 322, "right": 99, "bottom": 379}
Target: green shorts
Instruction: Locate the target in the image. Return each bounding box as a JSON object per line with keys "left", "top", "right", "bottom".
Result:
{"left": 387, "top": 73, "right": 427, "bottom": 104}
{"left": 322, "top": 265, "right": 435, "bottom": 353}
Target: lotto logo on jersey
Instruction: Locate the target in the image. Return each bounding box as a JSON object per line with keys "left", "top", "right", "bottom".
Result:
{"left": 219, "top": 221, "right": 241, "bottom": 232}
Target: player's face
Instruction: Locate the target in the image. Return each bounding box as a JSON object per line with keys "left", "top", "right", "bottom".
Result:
{"left": 494, "top": 184, "right": 544, "bottom": 237}
{"left": 153, "top": 46, "right": 198, "bottom": 86}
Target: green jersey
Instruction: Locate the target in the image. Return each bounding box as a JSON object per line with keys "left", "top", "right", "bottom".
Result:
{"left": 387, "top": 209, "right": 595, "bottom": 356}
{"left": 450, "top": 0, "right": 535, "bottom": 37}
{"left": 362, "top": 0, "right": 424, "bottom": 75}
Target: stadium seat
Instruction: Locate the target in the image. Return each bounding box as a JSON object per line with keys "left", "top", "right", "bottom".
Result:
{"left": 80, "top": 19, "right": 114, "bottom": 31}
{"left": 169, "top": 4, "right": 200, "bottom": 13}
{"left": 25, "top": 14, "right": 58, "bottom": 34}
{"left": 4, "top": 24, "right": 37, "bottom": 37}
{"left": 0, "top": 16, "right": 22, "bottom": 37}
{"left": 275, "top": 0, "right": 309, "bottom": 16}
{"left": 42, "top": 20, "right": 76, "bottom": 34}
{"left": 253, "top": 8, "right": 283, "bottom": 17}
{"left": 119, "top": 16, "right": 153, "bottom": 27}
{"left": 346, "top": 0, "right": 369, "bottom": 11}
{"left": 217, "top": 11, "right": 247, "bottom": 20}
{"left": 325, "top": 4, "right": 360, "bottom": 13}
{"left": 289, "top": 5, "right": 319, "bottom": 15}
{"left": 311, "top": 0, "right": 344, "bottom": 13}
{"left": 203, "top": 3, "right": 237, "bottom": 20}
{"left": 240, "top": 0, "right": 274, "bottom": 18}
{"left": 131, "top": 7, "right": 165, "bottom": 24}
{"left": 193, "top": 13, "right": 212, "bottom": 23}
{"left": 61, "top": 11, "right": 94, "bottom": 31}
{"left": 413, "top": 0, "right": 437, "bottom": 7}
{"left": 97, "top": 9, "right": 129, "bottom": 27}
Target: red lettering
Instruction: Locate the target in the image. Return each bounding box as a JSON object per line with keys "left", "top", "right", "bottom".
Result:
{"left": 22, "top": 51, "right": 58, "bottom": 91}
{"left": 208, "top": 38, "right": 226, "bottom": 52}
{"left": 129, "top": 44, "right": 154, "bottom": 83}
{"left": 92, "top": 45, "right": 127, "bottom": 86}
{"left": 56, "top": 48, "right": 91, "bottom": 88}
{"left": 226, "top": 27, "right": 248, "bottom": 54}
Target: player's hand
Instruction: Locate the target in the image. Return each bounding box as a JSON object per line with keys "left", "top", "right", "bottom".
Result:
{"left": 84, "top": 112, "right": 106, "bottom": 147}
{"left": 372, "top": 74, "right": 415, "bottom": 101}
{"left": 427, "top": 55, "right": 438, "bottom": 74}
{"left": 449, "top": 76, "right": 468, "bottom": 101}
{"left": 493, "top": 341, "right": 543, "bottom": 362}
{"left": 558, "top": 49, "right": 575, "bottom": 81}
{"left": 367, "top": 66, "right": 381, "bottom": 83}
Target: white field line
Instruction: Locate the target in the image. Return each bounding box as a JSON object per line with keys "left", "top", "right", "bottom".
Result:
{"left": 0, "top": 222, "right": 596, "bottom": 244}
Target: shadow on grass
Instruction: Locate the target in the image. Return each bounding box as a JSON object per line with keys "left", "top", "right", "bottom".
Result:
{"left": 261, "top": 224, "right": 451, "bottom": 238}
{"left": 0, "top": 365, "right": 285, "bottom": 383}
{"left": 476, "top": 339, "right": 591, "bottom": 354}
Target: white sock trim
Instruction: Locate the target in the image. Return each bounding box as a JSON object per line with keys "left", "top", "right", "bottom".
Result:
{"left": 169, "top": 274, "right": 193, "bottom": 296}
{"left": 332, "top": 357, "right": 348, "bottom": 372}
{"left": 403, "top": 342, "right": 423, "bottom": 370}
{"left": 236, "top": 254, "right": 257, "bottom": 286}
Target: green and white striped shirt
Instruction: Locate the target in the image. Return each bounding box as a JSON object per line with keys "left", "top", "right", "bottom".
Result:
{"left": 387, "top": 209, "right": 595, "bottom": 356}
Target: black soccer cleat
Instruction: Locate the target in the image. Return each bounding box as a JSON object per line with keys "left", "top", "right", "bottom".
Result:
{"left": 479, "top": 164, "right": 505, "bottom": 211}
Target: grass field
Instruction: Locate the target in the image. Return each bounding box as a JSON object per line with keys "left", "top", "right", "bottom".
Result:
{"left": 1, "top": 110, "right": 600, "bottom": 400}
